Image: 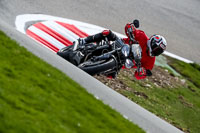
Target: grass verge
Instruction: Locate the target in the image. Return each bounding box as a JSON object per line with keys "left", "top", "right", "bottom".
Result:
{"left": 168, "top": 57, "right": 200, "bottom": 88}
{"left": 96, "top": 57, "right": 200, "bottom": 133}
{"left": 0, "top": 30, "right": 145, "bottom": 133}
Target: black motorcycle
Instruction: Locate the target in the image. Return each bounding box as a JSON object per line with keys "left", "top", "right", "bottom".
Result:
{"left": 58, "top": 37, "right": 143, "bottom": 75}
{"left": 57, "top": 20, "right": 148, "bottom": 77}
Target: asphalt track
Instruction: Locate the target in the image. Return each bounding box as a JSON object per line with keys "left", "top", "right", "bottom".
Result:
{"left": 1, "top": 0, "right": 199, "bottom": 132}
{"left": 1, "top": 0, "right": 200, "bottom": 63}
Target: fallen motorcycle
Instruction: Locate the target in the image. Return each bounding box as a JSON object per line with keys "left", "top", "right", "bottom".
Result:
{"left": 57, "top": 20, "right": 150, "bottom": 77}
{"left": 57, "top": 36, "right": 143, "bottom": 77}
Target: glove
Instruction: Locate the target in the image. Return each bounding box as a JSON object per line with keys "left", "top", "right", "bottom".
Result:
{"left": 134, "top": 67, "right": 146, "bottom": 80}
{"left": 138, "top": 67, "right": 146, "bottom": 75}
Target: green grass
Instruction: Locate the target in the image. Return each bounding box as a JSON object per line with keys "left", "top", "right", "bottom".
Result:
{"left": 0, "top": 30, "right": 145, "bottom": 133}
{"left": 168, "top": 57, "right": 200, "bottom": 88}
{"left": 116, "top": 60, "right": 200, "bottom": 133}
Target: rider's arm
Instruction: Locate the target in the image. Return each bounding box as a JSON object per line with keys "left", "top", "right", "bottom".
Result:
{"left": 134, "top": 56, "right": 155, "bottom": 80}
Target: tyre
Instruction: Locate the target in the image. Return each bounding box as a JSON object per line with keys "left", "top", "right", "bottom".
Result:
{"left": 78, "top": 58, "right": 116, "bottom": 75}
{"left": 57, "top": 45, "right": 74, "bottom": 60}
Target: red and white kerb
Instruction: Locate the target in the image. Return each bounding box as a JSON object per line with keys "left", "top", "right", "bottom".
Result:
{"left": 26, "top": 21, "right": 89, "bottom": 52}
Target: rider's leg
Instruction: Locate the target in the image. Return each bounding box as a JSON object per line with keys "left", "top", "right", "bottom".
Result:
{"left": 84, "top": 30, "right": 117, "bottom": 43}
{"left": 73, "top": 30, "right": 117, "bottom": 50}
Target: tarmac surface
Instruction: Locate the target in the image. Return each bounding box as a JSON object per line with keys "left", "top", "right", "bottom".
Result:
{"left": 0, "top": 0, "right": 200, "bottom": 62}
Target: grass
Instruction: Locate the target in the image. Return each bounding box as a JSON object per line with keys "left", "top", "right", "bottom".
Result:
{"left": 0, "top": 30, "right": 145, "bottom": 133}
{"left": 114, "top": 59, "right": 200, "bottom": 133}
{"left": 168, "top": 57, "right": 200, "bottom": 88}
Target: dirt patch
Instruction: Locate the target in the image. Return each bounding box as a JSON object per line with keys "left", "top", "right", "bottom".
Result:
{"left": 94, "top": 74, "right": 131, "bottom": 91}
{"left": 178, "top": 95, "right": 193, "bottom": 108}
{"left": 95, "top": 65, "right": 186, "bottom": 91}
{"left": 148, "top": 66, "right": 186, "bottom": 88}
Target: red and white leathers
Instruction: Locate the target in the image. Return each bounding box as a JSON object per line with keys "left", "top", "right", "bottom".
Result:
{"left": 123, "top": 23, "right": 155, "bottom": 80}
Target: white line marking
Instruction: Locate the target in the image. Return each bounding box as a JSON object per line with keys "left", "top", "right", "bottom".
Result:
{"left": 15, "top": 14, "right": 105, "bottom": 34}
{"left": 164, "top": 51, "right": 193, "bottom": 63}
{"left": 15, "top": 14, "right": 194, "bottom": 64}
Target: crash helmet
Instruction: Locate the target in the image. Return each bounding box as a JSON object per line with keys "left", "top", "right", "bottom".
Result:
{"left": 147, "top": 35, "right": 167, "bottom": 57}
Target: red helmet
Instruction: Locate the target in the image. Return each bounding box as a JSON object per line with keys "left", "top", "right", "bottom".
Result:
{"left": 147, "top": 35, "right": 167, "bottom": 57}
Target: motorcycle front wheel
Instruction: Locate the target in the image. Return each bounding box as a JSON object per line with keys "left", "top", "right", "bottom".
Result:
{"left": 78, "top": 58, "right": 116, "bottom": 76}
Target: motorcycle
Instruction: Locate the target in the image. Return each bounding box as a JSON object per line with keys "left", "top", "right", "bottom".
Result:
{"left": 57, "top": 20, "right": 148, "bottom": 77}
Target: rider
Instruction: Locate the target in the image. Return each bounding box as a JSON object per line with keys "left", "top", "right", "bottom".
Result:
{"left": 73, "top": 20, "right": 167, "bottom": 80}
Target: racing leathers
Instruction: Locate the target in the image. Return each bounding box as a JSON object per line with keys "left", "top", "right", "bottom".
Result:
{"left": 79, "top": 26, "right": 155, "bottom": 80}
{"left": 124, "top": 23, "right": 155, "bottom": 80}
